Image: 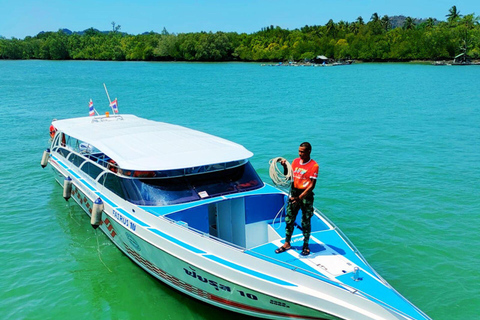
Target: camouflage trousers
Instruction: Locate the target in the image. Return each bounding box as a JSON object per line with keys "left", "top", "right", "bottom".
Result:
{"left": 284, "top": 188, "right": 314, "bottom": 245}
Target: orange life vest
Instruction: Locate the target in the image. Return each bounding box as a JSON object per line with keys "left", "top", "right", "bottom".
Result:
{"left": 107, "top": 159, "right": 118, "bottom": 173}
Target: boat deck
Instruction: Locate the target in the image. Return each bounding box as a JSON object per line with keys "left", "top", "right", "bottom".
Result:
{"left": 248, "top": 226, "right": 376, "bottom": 281}
{"left": 248, "top": 227, "right": 425, "bottom": 320}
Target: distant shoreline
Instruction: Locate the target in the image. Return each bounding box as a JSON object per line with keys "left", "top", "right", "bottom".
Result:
{"left": 2, "top": 59, "right": 479, "bottom": 65}
{"left": 1, "top": 10, "right": 477, "bottom": 63}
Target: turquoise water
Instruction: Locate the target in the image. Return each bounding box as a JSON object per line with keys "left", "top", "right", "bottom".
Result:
{"left": 1, "top": 61, "right": 479, "bottom": 320}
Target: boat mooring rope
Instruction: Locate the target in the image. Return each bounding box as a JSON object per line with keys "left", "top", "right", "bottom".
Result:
{"left": 272, "top": 202, "right": 287, "bottom": 230}
{"left": 96, "top": 230, "right": 112, "bottom": 273}
{"left": 269, "top": 157, "right": 293, "bottom": 229}
{"left": 268, "top": 157, "right": 293, "bottom": 187}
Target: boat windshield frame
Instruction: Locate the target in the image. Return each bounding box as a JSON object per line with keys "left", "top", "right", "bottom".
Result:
{"left": 118, "top": 160, "right": 249, "bottom": 179}
{"left": 99, "top": 161, "right": 264, "bottom": 206}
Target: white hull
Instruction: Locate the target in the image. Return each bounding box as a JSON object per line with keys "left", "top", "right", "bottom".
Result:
{"left": 45, "top": 114, "right": 431, "bottom": 320}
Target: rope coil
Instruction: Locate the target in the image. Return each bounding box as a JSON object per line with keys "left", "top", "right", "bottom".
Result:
{"left": 268, "top": 157, "right": 293, "bottom": 187}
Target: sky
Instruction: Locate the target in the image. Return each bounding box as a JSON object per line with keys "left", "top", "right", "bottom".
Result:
{"left": 0, "top": 0, "right": 479, "bottom": 39}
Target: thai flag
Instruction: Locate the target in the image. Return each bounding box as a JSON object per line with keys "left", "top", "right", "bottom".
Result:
{"left": 110, "top": 98, "right": 119, "bottom": 113}
{"left": 88, "top": 99, "right": 95, "bottom": 116}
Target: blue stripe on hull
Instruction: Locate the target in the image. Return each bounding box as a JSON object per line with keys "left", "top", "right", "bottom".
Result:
{"left": 203, "top": 254, "right": 296, "bottom": 287}
{"left": 68, "top": 169, "right": 81, "bottom": 179}
{"left": 94, "top": 192, "right": 117, "bottom": 208}
{"left": 81, "top": 179, "right": 96, "bottom": 191}
{"left": 148, "top": 228, "right": 206, "bottom": 254}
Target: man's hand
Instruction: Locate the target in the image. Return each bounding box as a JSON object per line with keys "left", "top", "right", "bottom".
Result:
{"left": 280, "top": 159, "right": 289, "bottom": 176}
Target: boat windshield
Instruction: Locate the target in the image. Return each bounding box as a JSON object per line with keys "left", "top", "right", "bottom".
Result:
{"left": 102, "top": 162, "right": 264, "bottom": 206}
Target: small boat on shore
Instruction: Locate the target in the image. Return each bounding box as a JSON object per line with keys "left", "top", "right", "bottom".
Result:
{"left": 43, "top": 113, "right": 431, "bottom": 320}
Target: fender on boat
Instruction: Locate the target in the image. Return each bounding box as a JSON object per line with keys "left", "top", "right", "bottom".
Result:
{"left": 41, "top": 149, "right": 50, "bottom": 168}
{"left": 63, "top": 176, "right": 72, "bottom": 201}
{"left": 91, "top": 198, "right": 104, "bottom": 229}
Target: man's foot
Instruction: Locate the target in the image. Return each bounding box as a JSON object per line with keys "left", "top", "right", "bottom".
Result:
{"left": 275, "top": 245, "right": 291, "bottom": 254}
{"left": 300, "top": 245, "right": 310, "bottom": 256}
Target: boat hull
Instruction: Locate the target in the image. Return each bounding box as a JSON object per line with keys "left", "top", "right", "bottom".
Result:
{"left": 49, "top": 154, "right": 428, "bottom": 320}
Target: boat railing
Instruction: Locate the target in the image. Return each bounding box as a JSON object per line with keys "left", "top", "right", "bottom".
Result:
{"left": 244, "top": 247, "right": 419, "bottom": 320}
{"left": 160, "top": 214, "right": 421, "bottom": 320}
{"left": 248, "top": 244, "right": 421, "bottom": 320}
{"left": 91, "top": 114, "right": 124, "bottom": 123}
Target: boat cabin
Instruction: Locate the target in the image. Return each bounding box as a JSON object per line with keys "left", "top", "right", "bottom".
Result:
{"left": 51, "top": 129, "right": 264, "bottom": 205}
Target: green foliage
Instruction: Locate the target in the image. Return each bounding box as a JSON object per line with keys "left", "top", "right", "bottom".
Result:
{"left": 1, "top": 8, "right": 479, "bottom": 62}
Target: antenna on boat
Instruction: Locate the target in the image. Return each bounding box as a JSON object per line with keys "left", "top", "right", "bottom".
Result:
{"left": 103, "top": 83, "right": 112, "bottom": 104}
{"left": 103, "top": 83, "right": 119, "bottom": 114}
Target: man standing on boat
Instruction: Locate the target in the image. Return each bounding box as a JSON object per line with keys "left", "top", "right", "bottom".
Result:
{"left": 275, "top": 142, "right": 319, "bottom": 256}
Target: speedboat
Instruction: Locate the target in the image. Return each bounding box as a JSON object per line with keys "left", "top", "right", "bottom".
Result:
{"left": 42, "top": 113, "right": 432, "bottom": 320}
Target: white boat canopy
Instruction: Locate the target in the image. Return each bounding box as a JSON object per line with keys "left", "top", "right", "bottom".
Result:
{"left": 53, "top": 115, "right": 253, "bottom": 171}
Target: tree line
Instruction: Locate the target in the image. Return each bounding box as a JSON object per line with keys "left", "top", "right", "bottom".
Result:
{"left": 1, "top": 7, "right": 478, "bottom": 62}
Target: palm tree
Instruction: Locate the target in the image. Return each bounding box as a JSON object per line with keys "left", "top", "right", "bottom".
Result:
{"left": 349, "top": 22, "right": 359, "bottom": 34}
{"left": 446, "top": 5, "right": 461, "bottom": 23}
{"left": 326, "top": 19, "right": 336, "bottom": 37}
{"left": 403, "top": 17, "right": 415, "bottom": 30}
{"left": 425, "top": 17, "right": 435, "bottom": 28}
{"left": 381, "top": 15, "right": 391, "bottom": 32}
{"left": 370, "top": 13, "right": 379, "bottom": 23}
{"left": 337, "top": 20, "right": 347, "bottom": 31}
{"left": 356, "top": 16, "right": 365, "bottom": 25}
